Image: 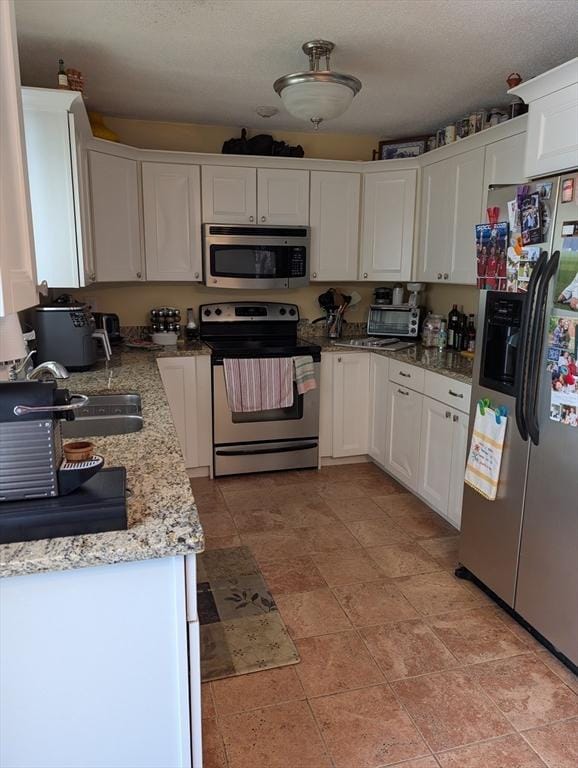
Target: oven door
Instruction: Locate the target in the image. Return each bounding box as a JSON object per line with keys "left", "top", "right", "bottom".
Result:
{"left": 204, "top": 230, "right": 309, "bottom": 289}
{"left": 212, "top": 362, "right": 320, "bottom": 445}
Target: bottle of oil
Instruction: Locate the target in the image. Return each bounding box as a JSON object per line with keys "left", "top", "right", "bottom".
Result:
{"left": 57, "top": 59, "right": 69, "bottom": 89}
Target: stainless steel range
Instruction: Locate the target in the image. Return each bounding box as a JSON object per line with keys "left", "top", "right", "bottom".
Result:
{"left": 200, "top": 302, "right": 321, "bottom": 477}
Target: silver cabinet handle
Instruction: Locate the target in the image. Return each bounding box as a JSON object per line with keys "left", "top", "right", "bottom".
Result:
{"left": 445, "top": 410, "right": 451, "bottom": 419}
{"left": 249, "top": 216, "right": 254, "bottom": 222}
{"left": 194, "top": 272, "right": 200, "bottom": 279}
{"left": 448, "top": 389, "right": 464, "bottom": 398}
{"left": 136, "top": 271, "right": 142, "bottom": 279}
{"left": 312, "top": 272, "right": 318, "bottom": 278}
{"left": 89, "top": 272, "right": 96, "bottom": 282}
{"left": 443, "top": 273, "right": 449, "bottom": 280}
{"left": 437, "top": 273, "right": 442, "bottom": 279}
{"left": 363, "top": 272, "right": 368, "bottom": 279}
{"left": 261, "top": 216, "right": 266, "bottom": 222}
{"left": 14, "top": 394, "right": 89, "bottom": 417}
{"left": 337, "top": 357, "right": 342, "bottom": 363}
{"left": 397, "top": 388, "right": 409, "bottom": 396}
{"left": 452, "top": 414, "right": 459, "bottom": 422}
{"left": 399, "top": 371, "right": 411, "bottom": 378}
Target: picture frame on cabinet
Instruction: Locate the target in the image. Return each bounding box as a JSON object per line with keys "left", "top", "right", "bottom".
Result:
{"left": 378, "top": 137, "right": 426, "bottom": 160}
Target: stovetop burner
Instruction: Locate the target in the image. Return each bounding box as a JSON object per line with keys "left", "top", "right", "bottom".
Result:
{"left": 205, "top": 336, "right": 321, "bottom": 361}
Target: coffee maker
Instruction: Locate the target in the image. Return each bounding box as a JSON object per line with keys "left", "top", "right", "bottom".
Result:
{"left": 34, "top": 300, "right": 97, "bottom": 371}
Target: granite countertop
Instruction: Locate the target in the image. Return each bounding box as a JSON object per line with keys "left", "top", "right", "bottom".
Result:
{"left": 0, "top": 345, "right": 208, "bottom": 579}
{"left": 315, "top": 338, "right": 474, "bottom": 384}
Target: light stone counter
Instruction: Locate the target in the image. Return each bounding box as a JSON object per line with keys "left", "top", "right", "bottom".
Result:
{"left": 0, "top": 346, "right": 208, "bottom": 578}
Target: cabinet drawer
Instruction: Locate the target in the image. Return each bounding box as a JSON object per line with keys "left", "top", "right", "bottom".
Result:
{"left": 424, "top": 371, "right": 471, "bottom": 413}
{"left": 389, "top": 361, "right": 425, "bottom": 392}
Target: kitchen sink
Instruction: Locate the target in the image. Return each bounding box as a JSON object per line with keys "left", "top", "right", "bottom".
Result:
{"left": 62, "top": 394, "right": 143, "bottom": 437}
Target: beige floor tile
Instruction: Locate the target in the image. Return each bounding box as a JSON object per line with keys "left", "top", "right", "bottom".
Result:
{"left": 331, "top": 497, "right": 391, "bottom": 523}
{"left": 211, "top": 666, "right": 304, "bottom": 716}
{"left": 312, "top": 479, "right": 369, "bottom": 500}
{"left": 312, "top": 549, "right": 384, "bottom": 586}
{"left": 392, "top": 669, "right": 513, "bottom": 752}
{"left": 310, "top": 684, "right": 429, "bottom": 768}
{"left": 333, "top": 579, "right": 419, "bottom": 627}
{"left": 357, "top": 475, "right": 405, "bottom": 496}
{"left": 198, "top": 509, "right": 238, "bottom": 538}
{"left": 395, "top": 509, "right": 457, "bottom": 540}
{"left": 495, "top": 613, "right": 552, "bottom": 652}
{"left": 418, "top": 536, "right": 461, "bottom": 570}
{"left": 204, "top": 534, "right": 242, "bottom": 551}
{"left": 300, "top": 522, "right": 361, "bottom": 554}
{"left": 202, "top": 717, "right": 228, "bottom": 768}
{"left": 536, "top": 650, "right": 578, "bottom": 694}
{"left": 259, "top": 555, "right": 327, "bottom": 595}
{"left": 221, "top": 487, "right": 278, "bottom": 511}
{"left": 231, "top": 497, "right": 338, "bottom": 532}
{"left": 366, "top": 542, "right": 441, "bottom": 578}
{"left": 427, "top": 607, "right": 530, "bottom": 664}
{"left": 435, "top": 733, "right": 547, "bottom": 767}
{"left": 219, "top": 699, "right": 331, "bottom": 768}
{"left": 373, "top": 492, "right": 431, "bottom": 517}
{"left": 395, "top": 571, "right": 485, "bottom": 616}
{"left": 216, "top": 473, "right": 275, "bottom": 492}
{"left": 294, "top": 630, "right": 384, "bottom": 697}
{"left": 393, "top": 759, "right": 439, "bottom": 768}
{"left": 240, "top": 528, "right": 309, "bottom": 564}
{"left": 360, "top": 619, "right": 457, "bottom": 681}
{"left": 470, "top": 654, "right": 578, "bottom": 731}
{"left": 522, "top": 718, "right": 578, "bottom": 768}
{"left": 345, "top": 516, "right": 410, "bottom": 548}
{"left": 201, "top": 682, "right": 216, "bottom": 719}
{"left": 275, "top": 588, "right": 352, "bottom": 638}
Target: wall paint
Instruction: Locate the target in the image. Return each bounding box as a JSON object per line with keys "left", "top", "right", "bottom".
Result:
{"left": 72, "top": 282, "right": 479, "bottom": 327}
{"left": 102, "top": 116, "right": 380, "bottom": 161}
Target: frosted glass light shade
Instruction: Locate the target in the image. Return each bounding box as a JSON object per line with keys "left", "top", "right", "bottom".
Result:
{"left": 279, "top": 80, "right": 356, "bottom": 124}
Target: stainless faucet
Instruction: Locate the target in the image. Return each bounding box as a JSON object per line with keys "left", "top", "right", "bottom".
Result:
{"left": 27, "top": 361, "right": 70, "bottom": 381}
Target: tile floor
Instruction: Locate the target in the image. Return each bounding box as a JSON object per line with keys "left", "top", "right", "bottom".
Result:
{"left": 191, "top": 463, "right": 578, "bottom": 768}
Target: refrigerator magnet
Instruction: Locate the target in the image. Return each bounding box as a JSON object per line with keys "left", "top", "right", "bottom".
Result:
{"left": 561, "top": 177, "right": 575, "bottom": 203}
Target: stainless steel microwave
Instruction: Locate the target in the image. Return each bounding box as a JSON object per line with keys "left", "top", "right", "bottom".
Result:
{"left": 367, "top": 304, "right": 422, "bottom": 338}
{"left": 203, "top": 224, "right": 310, "bottom": 289}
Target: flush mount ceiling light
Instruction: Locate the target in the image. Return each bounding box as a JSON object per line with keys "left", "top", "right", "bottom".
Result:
{"left": 273, "top": 40, "right": 362, "bottom": 129}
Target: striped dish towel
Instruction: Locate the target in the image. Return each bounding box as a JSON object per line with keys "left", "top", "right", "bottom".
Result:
{"left": 293, "top": 355, "right": 317, "bottom": 395}
{"left": 464, "top": 406, "right": 507, "bottom": 501}
{"left": 223, "top": 358, "right": 294, "bottom": 412}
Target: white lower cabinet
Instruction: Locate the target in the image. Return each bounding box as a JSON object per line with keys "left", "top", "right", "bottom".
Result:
{"left": 368, "top": 354, "right": 389, "bottom": 465}
{"left": 385, "top": 380, "right": 422, "bottom": 491}
{"left": 331, "top": 352, "right": 370, "bottom": 457}
{"left": 157, "top": 356, "right": 212, "bottom": 471}
{"left": 447, "top": 408, "right": 469, "bottom": 529}
{"left": 418, "top": 397, "right": 454, "bottom": 515}
{"left": 319, "top": 353, "right": 334, "bottom": 458}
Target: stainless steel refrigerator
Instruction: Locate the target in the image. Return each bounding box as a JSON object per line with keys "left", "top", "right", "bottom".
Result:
{"left": 459, "top": 172, "right": 578, "bottom": 668}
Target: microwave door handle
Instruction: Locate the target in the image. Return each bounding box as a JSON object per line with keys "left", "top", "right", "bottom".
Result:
{"left": 526, "top": 251, "right": 559, "bottom": 446}
{"left": 514, "top": 251, "right": 547, "bottom": 441}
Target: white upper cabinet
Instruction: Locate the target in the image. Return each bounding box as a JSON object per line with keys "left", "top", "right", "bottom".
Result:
{"left": 309, "top": 171, "right": 360, "bottom": 281}
{"left": 359, "top": 170, "right": 417, "bottom": 281}
{"left": 142, "top": 163, "right": 202, "bottom": 281}
{"left": 331, "top": 352, "right": 370, "bottom": 457}
{"left": 418, "top": 147, "right": 484, "bottom": 285}
{"left": 201, "top": 166, "right": 257, "bottom": 224}
{"left": 257, "top": 168, "right": 309, "bottom": 225}
{"left": 0, "top": 1, "right": 37, "bottom": 315}
{"left": 510, "top": 58, "right": 578, "bottom": 178}
{"left": 483, "top": 133, "right": 527, "bottom": 190}
{"left": 89, "top": 151, "right": 143, "bottom": 282}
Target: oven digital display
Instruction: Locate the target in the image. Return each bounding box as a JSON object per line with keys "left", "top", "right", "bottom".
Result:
{"left": 235, "top": 306, "right": 267, "bottom": 317}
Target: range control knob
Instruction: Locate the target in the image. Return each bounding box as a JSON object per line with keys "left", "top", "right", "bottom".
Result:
{"left": 203, "top": 309, "right": 211, "bottom": 317}
{"left": 289, "top": 308, "right": 296, "bottom": 316}
{"left": 215, "top": 308, "right": 222, "bottom": 316}
{"left": 279, "top": 308, "right": 287, "bottom": 316}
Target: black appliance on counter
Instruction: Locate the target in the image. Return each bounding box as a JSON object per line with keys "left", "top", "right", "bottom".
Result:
{"left": 0, "top": 382, "right": 127, "bottom": 543}
{"left": 35, "top": 298, "right": 97, "bottom": 370}
{"left": 200, "top": 302, "right": 321, "bottom": 477}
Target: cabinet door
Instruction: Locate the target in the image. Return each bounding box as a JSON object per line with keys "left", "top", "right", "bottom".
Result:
{"left": 483, "top": 133, "right": 526, "bottom": 192}
{"left": 89, "top": 151, "right": 143, "bottom": 282}
{"left": 310, "top": 171, "right": 360, "bottom": 281}
{"left": 257, "top": 168, "right": 309, "bottom": 225}
{"left": 319, "top": 354, "right": 334, "bottom": 458}
{"left": 418, "top": 397, "right": 453, "bottom": 515}
{"left": 448, "top": 408, "right": 468, "bottom": 530}
{"left": 524, "top": 83, "right": 578, "bottom": 177}
{"left": 201, "top": 165, "right": 256, "bottom": 224}
{"left": 157, "top": 357, "right": 211, "bottom": 470}
{"left": 143, "top": 163, "right": 202, "bottom": 281}
{"left": 418, "top": 161, "right": 452, "bottom": 282}
{"left": 360, "top": 170, "right": 416, "bottom": 281}
{"left": 0, "top": 1, "right": 37, "bottom": 314}
{"left": 332, "top": 353, "right": 370, "bottom": 457}
{"left": 368, "top": 354, "right": 389, "bottom": 465}
{"left": 385, "top": 381, "right": 422, "bottom": 490}
{"left": 447, "top": 147, "right": 485, "bottom": 285}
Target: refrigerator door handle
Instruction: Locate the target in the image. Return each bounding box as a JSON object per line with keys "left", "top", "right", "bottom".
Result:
{"left": 526, "top": 251, "right": 560, "bottom": 446}
{"left": 515, "top": 251, "right": 548, "bottom": 441}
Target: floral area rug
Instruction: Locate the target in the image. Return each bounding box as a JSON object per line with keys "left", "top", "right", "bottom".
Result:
{"left": 197, "top": 546, "right": 299, "bottom": 682}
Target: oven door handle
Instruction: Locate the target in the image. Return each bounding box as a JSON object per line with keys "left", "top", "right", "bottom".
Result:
{"left": 216, "top": 441, "right": 318, "bottom": 457}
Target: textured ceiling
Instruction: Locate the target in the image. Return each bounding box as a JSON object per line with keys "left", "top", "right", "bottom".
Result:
{"left": 14, "top": 0, "right": 578, "bottom": 137}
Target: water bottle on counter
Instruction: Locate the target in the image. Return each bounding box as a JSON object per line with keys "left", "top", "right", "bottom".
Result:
{"left": 437, "top": 319, "right": 448, "bottom": 351}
